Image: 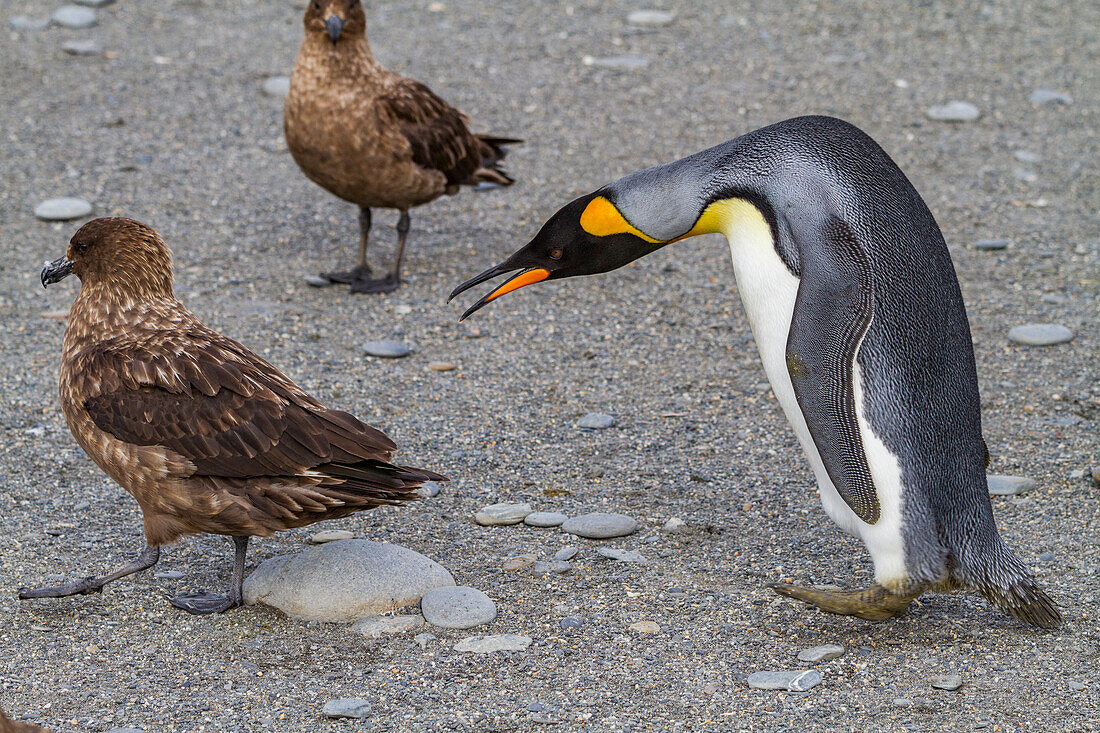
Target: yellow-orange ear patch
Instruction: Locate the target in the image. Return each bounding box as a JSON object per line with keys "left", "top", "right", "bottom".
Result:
{"left": 579, "top": 196, "right": 662, "bottom": 243}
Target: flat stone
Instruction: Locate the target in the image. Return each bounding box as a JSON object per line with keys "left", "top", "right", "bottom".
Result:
{"left": 62, "top": 39, "right": 102, "bottom": 56}
{"left": 453, "top": 634, "right": 531, "bottom": 653}
{"left": 73, "top": 0, "right": 116, "bottom": 6}
{"left": 663, "top": 516, "right": 686, "bottom": 533}
{"left": 577, "top": 412, "right": 616, "bottom": 429}
{"left": 349, "top": 614, "right": 424, "bottom": 637}
{"left": 51, "top": 6, "right": 98, "bottom": 28}
{"left": 532, "top": 560, "right": 572, "bottom": 575}
{"left": 361, "top": 340, "right": 411, "bottom": 358}
{"left": 1067, "top": 680, "right": 1086, "bottom": 691}
{"left": 1029, "top": 88, "right": 1073, "bottom": 105}
{"left": 1013, "top": 150, "right": 1042, "bottom": 163}
{"left": 418, "top": 481, "right": 442, "bottom": 498}
{"left": 559, "top": 616, "right": 583, "bottom": 628}
{"left": 309, "top": 529, "right": 354, "bottom": 543}
{"left": 475, "top": 502, "right": 532, "bottom": 526}
{"left": 428, "top": 361, "right": 455, "bottom": 372}
{"left": 562, "top": 512, "right": 638, "bottom": 539}
{"left": 797, "top": 644, "right": 846, "bottom": 663}
{"left": 1008, "top": 324, "right": 1074, "bottom": 346}
{"left": 597, "top": 547, "right": 646, "bottom": 563}
{"left": 582, "top": 55, "right": 649, "bottom": 69}
{"left": 34, "top": 197, "right": 93, "bottom": 221}
{"left": 525, "top": 511, "right": 568, "bottom": 527}
{"left": 553, "top": 546, "right": 578, "bottom": 561}
{"left": 303, "top": 274, "right": 329, "bottom": 287}
{"left": 9, "top": 15, "right": 51, "bottom": 30}
{"left": 243, "top": 539, "right": 454, "bottom": 622}
{"left": 105, "top": 729, "right": 142, "bottom": 733}
{"left": 420, "top": 586, "right": 496, "bottom": 629}
{"left": 746, "top": 670, "right": 823, "bottom": 692}
{"left": 629, "top": 620, "right": 660, "bottom": 633}
{"left": 503, "top": 554, "right": 536, "bottom": 571}
{"left": 973, "top": 238, "right": 1009, "bottom": 251}
{"left": 322, "top": 698, "right": 371, "bottom": 719}
{"left": 988, "top": 474, "right": 1036, "bottom": 496}
{"left": 262, "top": 75, "right": 290, "bottom": 97}
{"left": 932, "top": 674, "right": 963, "bottom": 691}
{"left": 413, "top": 632, "right": 436, "bottom": 649}
{"left": 926, "top": 101, "right": 981, "bottom": 122}
{"left": 627, "top": 10, "right": 675, "bottom": 27}
{"left": 153, "top": 570, "right": 185, "bottom": 580}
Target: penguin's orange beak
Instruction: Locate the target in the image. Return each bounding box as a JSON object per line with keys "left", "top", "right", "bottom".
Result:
{"left": 448, "top": 265, "right": 549, "bottom": 321}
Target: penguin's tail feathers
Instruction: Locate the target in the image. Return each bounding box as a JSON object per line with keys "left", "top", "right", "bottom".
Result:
{"left": 960, "top": 540, "right": 1061, "bottom": 629}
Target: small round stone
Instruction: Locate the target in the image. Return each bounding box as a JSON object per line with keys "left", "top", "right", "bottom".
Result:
{"left": 629, "top": 620, "right": 660, "bottom": 633}
{"left": 421, "top": 586, "right": 497, "bottom": 629}
{"left": 553, "top": 546, "right": 578, "bottom": 562}
{"left": 51, "top": 6, "right": 98, "bottom": 29}
{"left": 524, "top": 511, "right": 568, "bottom": 527}
{"left": 303, "top": 274, "right": 330, "bottom": 287}
{"left": 62, "top": 39, "right": 102, "bottom": 56}
{"left": 559, "top": 616, "right": 583, "bottom": 629}
{"left": 797, "top": 644, "right": 846, "bottom": 663}
{"left": 627, "top": 10, "right": 675, "bottom": 27}
{"left": 1007, "top": 324, "right": 1074, "bottom": 346}
{"left": 362, "top": 340, "right": 411, "bottom": 358}
{"left": 10, "top": 15, "right": 51, "bottom": 31}
{"left": 931, "top": 674, "right": 963, "bottom": 691}
{"left": 428, "top": 361, "right": 455, "bottom": 372}
{"left": 926, "top": 101, "right": 981, "bottom": 122}
{"left": 309, "top": 529, "right": 353, "bottom": 544}
{"left": 417, "top": 480, "right": 442, "bottom": 498}
{"left": 262, "top": 76, "right": 290, "bottom": 97}
{"left": 746, "top": 670, "right": 823, "bottom": 691}
{"left": 34, "top": 197, "right": 93, "bottom": 221}
{"left": 577, "top": 412, "right": 616, "bottom": 429}
{"left": 475, "top": 502, "right": 532, "bottom": 526}
{"left": 1029, "top": 88, "right": 1073, "bottom": 105}
{"left": 562, "top": 512, "right": 638, "bottom": 539}
{"left": 973, "top": 238, "right": 1009, "bottom": 251}
{"left": 987, "top": 474, "right": 1036, "bottom": 496}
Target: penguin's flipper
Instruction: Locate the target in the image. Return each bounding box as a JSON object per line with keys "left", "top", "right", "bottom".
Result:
{"left": 768, "top": 582, "right": 920, "bottom": 621}
{"left": 785, "top": 219, "right": 880, "bottom": 523}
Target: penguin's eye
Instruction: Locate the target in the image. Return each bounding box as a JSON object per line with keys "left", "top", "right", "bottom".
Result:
{"left": 549, "top": 248, "right": 563, "bottom": 260}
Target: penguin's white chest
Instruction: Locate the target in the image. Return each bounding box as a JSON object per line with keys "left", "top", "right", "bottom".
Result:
{"left": 712, "top": 200, "right": 908, "bottom": 585}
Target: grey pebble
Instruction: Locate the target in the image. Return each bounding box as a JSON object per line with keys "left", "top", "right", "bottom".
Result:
{"left": 1013, "top": 150, "right": 1042, "bottom": 163}
{"left": 562, "top": 512, "right": 638, "bottom": 539}
{"left": 926, "top": 101, "right": 981, "bottom": 122}
{"left": 413, "top": 632, "right": 436, "bottom": 649}
{"left": 532, "top": 560, "right": 571, "bottom": 574}
{"left": 9, "top": 15, "right": 51, "bottom": 31}
{"left": 475, "top": 502, "right": 532, "bottom": 526}
{"left": 553, "top": 546, "right": 578, "bottom": 561}
{"left": 350, "top": 614, "right": 424, "bottom": 637}
{"left": 797, "top": 644, "right": 845, "bottom": 663}
{"left": 663, "top": 516, "right": 686, "bottom": 532}
{"left": 988, "top": 475, "right": 1036, "bottom": 496}
{"left": 1038, "top": 551, "right": 1056, "bottom": 562}
{"left": 1029, "top": 88, "right": 1073, "bottom": 105}
{"left": 932, "top": 674, "right": 963, "bottom": 691}
{"left": 262, "top": 76, "right": 290, "bottom": 98}
{"left": 577, "top": 412, "right": 616, "bottom": 429}
{"left": 154, "top": 570, "right": 185, "bottom": 580}
{"left": 559, "top": 616, "right": 583, "bottom": 628}
{"left": 418, "top": 480, "right": 442, "bottom": 498}
{"left": 453, "top": 634, "right": 531, "bottom": 654}
{"left": 528, "top": 712, "right": 561, "bottom": 725}
{"left": 420, "top": 586, "right": 497, "bottom": 629}
{"left": 34, "top": 197, "right": 93, "bottom": 221}
{"left": 627, "top": 10, "right": 675, "bottom": 27}
{"left": 1008, "top": 324, "right": 1074, "bottom": 346}
{"left": 303, "top": 274, "right": 330, "bottom": 287}
{"left": 524, "top": 511, "right": 568, "bottom": 527}
{"left": 309, "top": 529, "right": 353, "bottom": 543}
{"left": 62, "top": 39, "right": 102, "bottom": 56}
{"left": 582, "top": 55, "right": 649, "bottom": 69}
{"left": 73, "top": 0, "right": 116, "bottom": 6}
{"left": 51, "top": 6, "right": 98, "bottom": 29}
{"left": 893, "top": 698, "right": 912, "bottom": 707}
{"left": 1041, "top": 293, "right": 1067, "bottom": 305}
{"left": 746, "top": 670, "right": 823, "bottom": 691}
{"left": 1067, "top": 680, "right": 1086, "bottom": 691}
{"left": 973, "top": 238, "right": 1009, "bottom": 251}
{"left": 105, "top": 729, "right": 142, "bottom": 733}
{"left": 597, "top": 547, "right": 646, "bottom": 563}
{"left": 1014, "top": 167, "right": 1038, "bottom": 182}
{"left": 322, "top": 698, "right": 371, "bottom": 719}
{"left": 362, "top": 340, "right": 411, "bottom": 358}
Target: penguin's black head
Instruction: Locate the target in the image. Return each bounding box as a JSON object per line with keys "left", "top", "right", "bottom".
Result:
{"left": 449, "top": 192, "right": 663, "bottom": 320}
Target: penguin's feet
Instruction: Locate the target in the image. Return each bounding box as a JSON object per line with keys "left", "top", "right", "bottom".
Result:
{"left": 170, "top": 591, "right": 240, "bottom": 615}
{"left": 348, "top": 271, "right": 400, "bottom": 294}
{"left": 322, "top": 263, "right": 373, "bottom": 285}
{"left": 768, "top": 582, "right": 918, "bottom": 622}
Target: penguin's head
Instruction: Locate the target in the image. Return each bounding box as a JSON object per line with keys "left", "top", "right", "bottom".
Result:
{"left": 449, "top": 191, "right": 667, "bottom": 320}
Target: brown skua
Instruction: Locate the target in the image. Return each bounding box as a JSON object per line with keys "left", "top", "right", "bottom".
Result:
{"left": 285, "top": 0, "right": 520, "bottom": 293}
{"left": 0, "top": 706, "right": 51, "bottom": 733}
{"left": 21, "top": 218, "right": 443, "bottom": 614}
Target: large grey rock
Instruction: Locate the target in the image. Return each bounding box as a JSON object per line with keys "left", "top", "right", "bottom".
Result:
{"left": 746, "top": 670, "right": 823, "bottom": 691}
{"left": 475, "top": 502, "right": 532, "bottom": 526}
{"left": 931, "top": 674, "right": 963, "bottom": 691}
{"left": 926, "top": 101, "right": 980, "bottom": 122}
{"left": 1008, "top": 324, "right": 1074, "bottom": 346}
{"left": 421, "top": 586, "right": 496, "bottom": 629}
{"left": 453, "top": 634, "right": 531, "bottom": 653}
{"left": 562, "top": 512, "right": 638, "bottom": 539}
{"left": 988, "top": 474, "right": 1037, "bottom": 496}
{"left": 34, "top": 197, "right": 92, "bottom": 221}
{"left": 322, "top": 698, "right": 371, "bottom": 719}
{"left": 51, "top": 6, "right": 98, "bottom": 28}
{"left": 243, "top": 539, "right": 454, "bottom": 622}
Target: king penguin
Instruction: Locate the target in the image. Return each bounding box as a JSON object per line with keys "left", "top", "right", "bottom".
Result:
{"left": 450, "top": 115, "right": 1060, "bottom": 628}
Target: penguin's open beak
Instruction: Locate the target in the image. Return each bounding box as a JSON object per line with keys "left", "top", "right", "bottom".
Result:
{"left": 448, "top": 262, "right": 550, "bottom": 321}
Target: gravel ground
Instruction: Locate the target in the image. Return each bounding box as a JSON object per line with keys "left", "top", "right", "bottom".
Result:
{"left": 1, "top": 1, "right": 1097, "bottom": 731}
